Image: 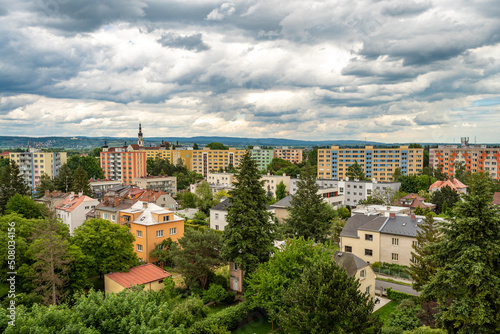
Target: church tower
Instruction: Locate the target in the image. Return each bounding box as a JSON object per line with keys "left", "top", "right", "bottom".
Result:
{"left": 138, "top": 123, "right": 144, "bottom": 146}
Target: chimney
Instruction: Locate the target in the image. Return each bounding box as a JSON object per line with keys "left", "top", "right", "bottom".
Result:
{"left": 114, "top": 196, "right": 120, "bottom": 207}
{"left": 390, "top": 213, "right": 396, "bottom": 218}
{"left": 52, "top": 190, "right": 57, "bottom": 197}
{"left": 58, "top": 191, "right": 62, "bottom": 196}
{"left": 142, "top": 202, "right": 148, "bottom": 210}
{"left": 78, "top": 192, "right": 83, "bottom": 197}
{"left": 45, "top": 190, "right": 50, "bottom": 197}
{"left": 70, "top": 192, "right": 74, "bottom": 201}
{"left": 410, "top": 213, "right": 416, "bottom": 220}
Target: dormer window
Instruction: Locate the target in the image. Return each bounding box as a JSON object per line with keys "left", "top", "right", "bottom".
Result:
{"left": 163, "top": 216, "right": 170, "bottom": 222}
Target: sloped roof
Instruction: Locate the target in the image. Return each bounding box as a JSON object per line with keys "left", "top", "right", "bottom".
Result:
{"left": 340, "top": 215, "right": 387, "bottom": 238}
{"left": 139, "top": 190, "right": 168, "bottom": 202}
{"left": 492, "top": 192, "right": 500, "bottom": 206}
{"left": 271, "top": 195, "right": 292, "bottom": 208}
{"left": 121, "top": 201, "right": 183, "bottom": 226}
{"left": 106, "top": 264, "right": 171, "bottom": 288}
{"left": 56, "top": 195, "right": 96, "bottom": 212}
{"left": 333, "top": 251, "right": 369, "bottom": 276}
{"left": 342, "top": 214, "right": 423, "bottom": 238}
{"left": 397, "top": 193, "right": 436, "bottom": 209}
{"left": 429, "top": 178, "right": 467, "bottom": 192}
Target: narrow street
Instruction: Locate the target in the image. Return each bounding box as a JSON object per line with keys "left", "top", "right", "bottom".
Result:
{"left": 375, "top": 279, "right": 419, "bottom": 296}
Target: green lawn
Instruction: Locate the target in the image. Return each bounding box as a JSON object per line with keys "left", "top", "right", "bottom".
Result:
{"left": 372, "top": 301, "right": 399, "bottom": 326}
{"left": 232, "top": 315, "right": 284, "bottom": 334}
{"left": 205, "top": 302, "right": 230, "bottom": 316}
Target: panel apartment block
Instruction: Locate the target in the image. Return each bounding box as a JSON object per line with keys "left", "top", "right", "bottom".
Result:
{"left": 273, "top": 147, "right": 303, "bottom": 164}
{"left": 101, "top": 148, "right": 147, "bottom": 185}
{"left": 317, "top": 145, "right": 423, "bottom": 181}
{"left": 191, "top": 148, "right": 246, "bottom": 177}
{"left": 429, "top": 138, "right": 500, "bottom": 180}
{"left": 9, "top": 149, "right": 67, "bottom": 191}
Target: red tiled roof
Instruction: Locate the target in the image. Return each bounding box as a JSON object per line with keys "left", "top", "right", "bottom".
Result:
{"left": 139, "top": 190, "right": 167, "bottom": 202}
{"left": 105, "top": 264, "right": 171, "bottom": 288}
{"left": 429, "top": 178, "right": 467, "bottom": 192}
{"left": 396, "top": 193, "right": 434, "bottom": 209}
{"left": 129, "top": 188, "right": 146, "bottom": 196}
{"left": 57, "top": 195, "right": 95, "bottom": 212}
{"left": 493, "top": 192, "right": 500, "bottom": 206}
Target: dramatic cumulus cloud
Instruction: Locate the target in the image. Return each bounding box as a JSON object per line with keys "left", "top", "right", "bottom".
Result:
{"left": 1, "top": 0, "right": 500, "bottom": 143}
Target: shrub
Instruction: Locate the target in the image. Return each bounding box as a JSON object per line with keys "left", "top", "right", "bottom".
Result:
{"left": 387, "top": 299, "right": 421, "bottom": 331}
{"left": 223, "top": 291, "right": 236, "bottom": 304}
{"left": 372, "top": 261, "right": 382, "bottom": 268}
{"left": 382, "top": 328, "right": 404, "bottom": 334}
{"left": 203, "top": 284, "right": 227, "bottom": 304}
{"left": 403, "top": 326, "right": 446, "bottom": 333}
{"left": 188, "top": 301, "right": 250, "bottom": 334}
{"left": 386, "top": 288, "right": 418, "bottom": 303}
{"left": 170, "top": 296, "right": 207, "bottom": 327}
{"left": 207, "top": 272, "right": 229, "bottom": 290}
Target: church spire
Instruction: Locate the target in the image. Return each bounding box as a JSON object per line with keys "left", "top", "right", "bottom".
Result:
{"left": 138, "top": 123, "right": 144, "bottom": 146}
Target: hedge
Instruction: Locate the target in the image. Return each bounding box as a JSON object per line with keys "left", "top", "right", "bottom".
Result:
{"left": 187, "top": 301, "right": 251, "bottom": 334}
{"left": 184, "top": 224, "right": 223, "bottom": 235}
{"left": 386, "top": 288, "right": 418, "bottom": 303}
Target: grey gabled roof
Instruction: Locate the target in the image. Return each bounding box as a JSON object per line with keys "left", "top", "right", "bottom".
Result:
{"left": 340, "top": 215, "right": 387, "bottom": 238}
{"left": 380, "top": 216, "right": 422, "bottom": 237}
{"left": 271, "top": 195, "right": 292, "bottom": 208}
{"left": 333, "top": 251, "right": 369, "bottom": 277}
{"left": 341, "top": 214, "right": 423, "bottom": 238}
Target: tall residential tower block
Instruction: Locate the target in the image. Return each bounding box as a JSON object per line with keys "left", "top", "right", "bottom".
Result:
{"left": 317, "top": 145, "right": 423, "bottom": 181}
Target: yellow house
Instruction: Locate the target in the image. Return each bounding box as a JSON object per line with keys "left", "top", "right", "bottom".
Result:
{"left": 340, "top": 213, "right": 424, "bottom": 266}
{"left": 333, "top": 251, "right": 376, "bottom": 299}
{"left": 119, "top": 201, "right": 185, "bottom": 263}
{"left": 104, "top": 263, "right": 171, "bottom": 294}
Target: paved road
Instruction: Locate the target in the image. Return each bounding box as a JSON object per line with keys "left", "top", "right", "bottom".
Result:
{"left": 376, "top": 279, "right": 419, "bottom": 296}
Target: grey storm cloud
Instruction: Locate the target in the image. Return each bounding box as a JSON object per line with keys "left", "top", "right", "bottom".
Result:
{"left": 157, "top": 32, "right": 210, "bottom": 52}
{"left": 1, "top": 0, "right": 500, "bottom": 142}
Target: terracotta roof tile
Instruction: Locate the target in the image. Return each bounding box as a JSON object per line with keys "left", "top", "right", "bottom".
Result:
{"left": 106, "top": 264, "right": 171, "bottom": 288}
{"left": 493, "top": 192, "right": 500, "bottom": 206}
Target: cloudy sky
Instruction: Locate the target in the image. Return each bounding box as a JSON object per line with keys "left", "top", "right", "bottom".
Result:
{"left": 1, "top": 0, "right": 500, "bottom": 143}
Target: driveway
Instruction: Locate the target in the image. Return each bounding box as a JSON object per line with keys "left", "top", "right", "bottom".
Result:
{"left": 376, "top": 279, "right": 419, "bottom": 296}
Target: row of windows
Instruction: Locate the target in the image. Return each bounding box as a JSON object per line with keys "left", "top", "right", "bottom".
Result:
{"left": 136, "top": 227, "right": 177, "bottom": 239}
{"left": 345, "top": 246, "right": 400, "bottom": 261}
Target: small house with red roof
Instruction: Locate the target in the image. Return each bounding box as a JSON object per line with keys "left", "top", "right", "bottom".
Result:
{"left": 396, "top": 193, "right": 436, "bottom": 211}
{"left": 429, "top": 178, "right": 468, "bottom": 194}
{"left": 104, "top": 263, "right": 171, "bottom": 294}
{"left": 55, "top": 192, "right": 99, "bottom": 235}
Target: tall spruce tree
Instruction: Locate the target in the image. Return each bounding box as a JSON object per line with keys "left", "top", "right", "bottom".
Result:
{"left": 221, "top": 150, "right": 275, "bottom": 277}
{"left": 284, "top": 164, "right": 331, "bottom": 242}
{"left": 409, "top": 214, "right": 441, "bottom": 291}
{"left": 34, "top": 173, "right": 56, "bottom": 198}
{"left": 422, "top": 174, "right": 500, "bottom": 332}
{"left": 0, "top": 160, "right": 29, "bottom": 214}
{"left": 72, "top": 165, "right": 92, "bottom": 196}
{"left": 54, "top": 164, "right": 73, "bottom": 193}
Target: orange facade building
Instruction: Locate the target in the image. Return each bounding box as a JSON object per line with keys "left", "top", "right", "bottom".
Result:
{"left": 273, "top": 147, "right": 303, "bottom": 164}
{"left": 119, "top": 201, "right": 184, "bottom": 263}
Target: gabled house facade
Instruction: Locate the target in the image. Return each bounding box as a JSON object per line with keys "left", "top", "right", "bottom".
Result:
{"left": 333, "top": 251, "right": 376, "bottom": 298}
{"left": 55, "top": 192, "right": 99, "bottom": 235}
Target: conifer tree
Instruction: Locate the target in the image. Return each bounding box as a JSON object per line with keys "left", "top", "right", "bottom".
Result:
{"left": 283, "top": 164, "right": 331, "bottom": 242}
{"left": 54, "top": 164, "right": 73, "bottom": 193}
{"left": 276, "top": 181, "right": 287, "bottom": 201}
{"left": 409, "top": 214, "right": 441, "bottom": 291}
{"left": 72, "top": 165, "right": 92, "bottom": 196}
{"left": 221, "top": 150, "right": 275, "bottom": 276}
{"left": 0, "top": 160, "right": 29, "bottom": 214}
{"left": 29, "top": 211, "right": 73, "bottom": 305}
{"left": 35, "top": 173, "right": 56, "bottom": 198}
{"left": 422, "top": 174, "right": 500, "bottom": 332}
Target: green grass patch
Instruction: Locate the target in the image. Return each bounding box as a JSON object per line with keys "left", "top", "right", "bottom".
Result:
{"left": 232, "top": 315, "right": 284, "bottom": 334}
{"left": 372, "top": 301, "right": 399, "bottom": 326}
{"left": 206, "top": 303, "right": 230, "bottom": 317}
{"left": 376, "top": 277, "right": 413, "bottom": 287}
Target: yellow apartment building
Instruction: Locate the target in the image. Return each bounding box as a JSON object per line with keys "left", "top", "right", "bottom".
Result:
{"left": 317, "top": 145, "right": 424, "bottom": 181}
{"left": 9, "top": 149, "right": 67, "bottom": 192}
{"left": 273, "top": 147, "right": 304, "bottom": 164}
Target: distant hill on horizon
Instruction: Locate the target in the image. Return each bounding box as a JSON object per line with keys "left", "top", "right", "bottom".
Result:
{"left": 1, "top": 135, "right": 497, "bottom": 149}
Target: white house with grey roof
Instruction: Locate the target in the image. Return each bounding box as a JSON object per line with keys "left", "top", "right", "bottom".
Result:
{"left": 209, "top": 199, "right": 275, "bottom": 231}
{"left": 340, "top": 213, "right": 424, "bottom": 266}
